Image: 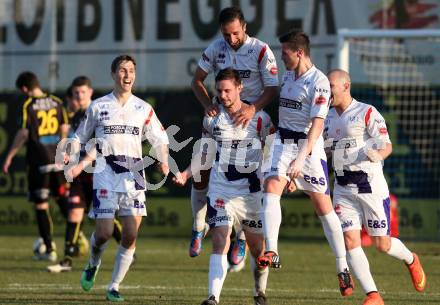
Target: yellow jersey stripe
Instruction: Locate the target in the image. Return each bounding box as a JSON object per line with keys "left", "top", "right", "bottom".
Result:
{"left": 21, "top": 97, "right": 33, "bottom": 129}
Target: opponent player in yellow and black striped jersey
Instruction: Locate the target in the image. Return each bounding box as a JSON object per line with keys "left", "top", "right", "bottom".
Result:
{"left": 2, "top": 71, "right": 70, "bottom": 261}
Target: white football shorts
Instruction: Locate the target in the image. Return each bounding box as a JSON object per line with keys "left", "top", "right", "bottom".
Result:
{"left": 89, "top": 188, "right": 147, "bottom": 219}
{"left": 333, "top": 191, "right": 391, "bottom": 236}
{"left": 206, "top": 191, "right": 263, "bottom": 234}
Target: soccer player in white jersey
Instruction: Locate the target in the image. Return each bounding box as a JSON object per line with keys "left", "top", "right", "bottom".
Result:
{"left": 174, "top": 69, "right": 274, "bottom": 305}
{"left": 258, "top": 30, "right": 354, "bottom": 296}
{"left": 189, "top": 6, "right": 279, "bottom": 265}
{"left": 68, "top": 55, "right": 169, "bottom": 302}
{"left": 325, "top": 69, "right": 426, "bottom": 305}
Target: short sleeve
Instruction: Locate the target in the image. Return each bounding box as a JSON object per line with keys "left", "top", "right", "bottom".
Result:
{"left": 258, "top": 44, "right": 279, "bottom": 87}
{"left": 197, "top": 42, "right": 217, "bottom": 74}
{"left": 74, "top": 103, "right": 97, "bottom": 144}
{"left": 365, "top": 106, "right": 391, "bottom": 145}
{"left": 309, "top": 77, "right": 331, "bottom": 120}
{"left": 257, "top": 111, "right": 275, "bottom": 141}
{"left": 142, "top": 107, "right": 169, "bottom": 147}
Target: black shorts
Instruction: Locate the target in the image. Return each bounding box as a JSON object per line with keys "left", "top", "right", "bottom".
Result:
{"left": 28, "top": 165, "right": 68, "bottom": 203}
{"left": 68, "top": 172, "right": 93, "bottom": 210}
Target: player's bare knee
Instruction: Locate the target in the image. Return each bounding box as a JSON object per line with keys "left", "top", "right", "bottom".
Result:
{"left": 121, "top": 235, "right": 137, "bottom": 249}
{"left": 211, "top": 227, "right": 229, "bottom": 254}
{"left": 263, "top": 177, "right": 285, "bottom": 195}
{"left": 68, "top": 207, "right": 84, "bottom": 222}
{"left": 35, "top": 202, "right": 49, "bottom": 210}
{"left": 373, "top": 236, "right": 391, "bottom": 253}
{"left": 344, "top": 231, "right": 361, "bottom": 250}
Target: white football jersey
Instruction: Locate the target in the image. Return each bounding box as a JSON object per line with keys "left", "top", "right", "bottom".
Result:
{"left": 198, "top": 36, "right": 279, "bottom": 103}
{"left": 278, "top": 66, "right": 331, "bottom": 134}
{"left": 325, "top": 99, "right": 391, "bottom": 195}
{"left": 75, "top": 92, "right": 169, "bottom": 193}
{"left": 202, "top": 104, "right": 274, "bottom": 196}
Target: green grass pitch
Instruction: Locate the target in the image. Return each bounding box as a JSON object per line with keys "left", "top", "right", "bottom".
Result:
{"left": 0, "top": 196, "right": 439, "bottom": 304}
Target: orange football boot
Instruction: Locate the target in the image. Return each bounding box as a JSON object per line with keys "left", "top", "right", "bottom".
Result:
{"left": 406, "top": 253, "right": 426, "bottom": 292}
{"left": 362, "top": 292, "right": 384, "bottom": 305}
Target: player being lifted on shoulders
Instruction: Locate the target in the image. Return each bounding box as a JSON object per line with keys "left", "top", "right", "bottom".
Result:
{"left": 189, "top": 7, "right": 278, "bottom": 265}
{"left": 190, "top": 6, "right": 278, "bottom": 267}
{"left": 174, "top": 68, "right": 274, "bottom": 305}
{"left": 325, "top": 69, "right": 426, "bottom": 305}
{"left": 258, "top": 30, "right": 354, "bottom": 297}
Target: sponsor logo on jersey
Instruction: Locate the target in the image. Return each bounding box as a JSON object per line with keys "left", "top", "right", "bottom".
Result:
{"left": 270, "top": 66, "right": 278, "bottom": 75}
{"left": 32, "top": 98, "right": 58, "bottom": 110}
{"left": 334, "top": 204, "right": 342, "bottom": 215}
{"left": 341, "top": 220, "right": 353, "bottom": 229}
{"left": 219, "top": 139, "right": 253, "bottom": 149}
{"left": 213, "top": 126, "right": 221, "bottom": 136}
{"left": 237, "top": 69, "right": 251, "bottom": 78}
{"left": 303, "top": 174, "right": 326, "bottom": 186}
{"left": 133, "top": 200, "right": 145, "bottom": 209}
{"left": 242, "top": 219, "right": 263, "bottom": 228}
{"left": 315, "top": 95, "right": 327, "bottom": 105}
{"left": 93, "top": 208, "right": 115, "bottom": 214}
{"left": 104, "top": 125, "right": 140, "bottom": 135}
{"left": 332, "top": 138, "right": 357, "bottom": 150}
{"left": 217, "top": 53, "right": 226, "bottom": 64}
{"left": 279, "top": 98, "right": 302, "bottom": 110}
{"left": 248, "top": 49, "right": 255, "bottom": 54}
{"left": 99, "top": 110, "right": 110, "bottom": 121}
{"left": 314, "top": 87, "right": 329, "bottom": 94}
{"left": 207, "top": 215, "right": 231, "bottom": 224}
{"left": 98, "top": 189, "right": 108, "bottom": 199}
{"left": 379, "top": 127, "right": 388, "bottom": 135}
{"left": 214, "top": 198, "right": 225, "bottom": 209}
{"left": 367, "top": 219, "right": 387, "bottom": 229}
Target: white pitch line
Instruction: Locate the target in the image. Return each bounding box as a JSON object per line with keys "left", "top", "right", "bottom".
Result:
{"left": 3, "top": 283, "right": 440, "bottom": 297}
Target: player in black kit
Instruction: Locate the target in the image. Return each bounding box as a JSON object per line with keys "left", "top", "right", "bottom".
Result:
{"left": 3, "top": 71, "right": 70, "bottom": 261}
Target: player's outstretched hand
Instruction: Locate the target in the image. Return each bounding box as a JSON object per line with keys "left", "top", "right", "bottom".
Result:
{"left": 172, "top": 172, "right": 188, "bottom": 187}
{"left": 232, "top": 103, "right": 256, "bottom": 128}
{"left": 205, "top": 104, "right": 219, "bottom": 117}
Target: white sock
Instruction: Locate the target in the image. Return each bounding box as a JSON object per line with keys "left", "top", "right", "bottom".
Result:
{"left": 108, "top": 246, "right": 135, "bottom": 292}
{"left": 262, "top": 193, "right": 282, "bottom": 253}
{"left": 191, "top": 186, "right": 208, "bottom": 232}
{"left": 250, "top": 255, "right": 269, "bottom": 296}
{"left": 386, "top": 237, "right": 413, "bottom": 264}
{"left": 347, "top": 247, "right": 377, "bottom": 294}
{"left": 208, "top": 254, "right": 228, "bottom": 301}
{"left": 89, "top": 232, "right": 109, "bottom": 267}
{"left": 319, "top": 212, "right": 348, "bottom": 273}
